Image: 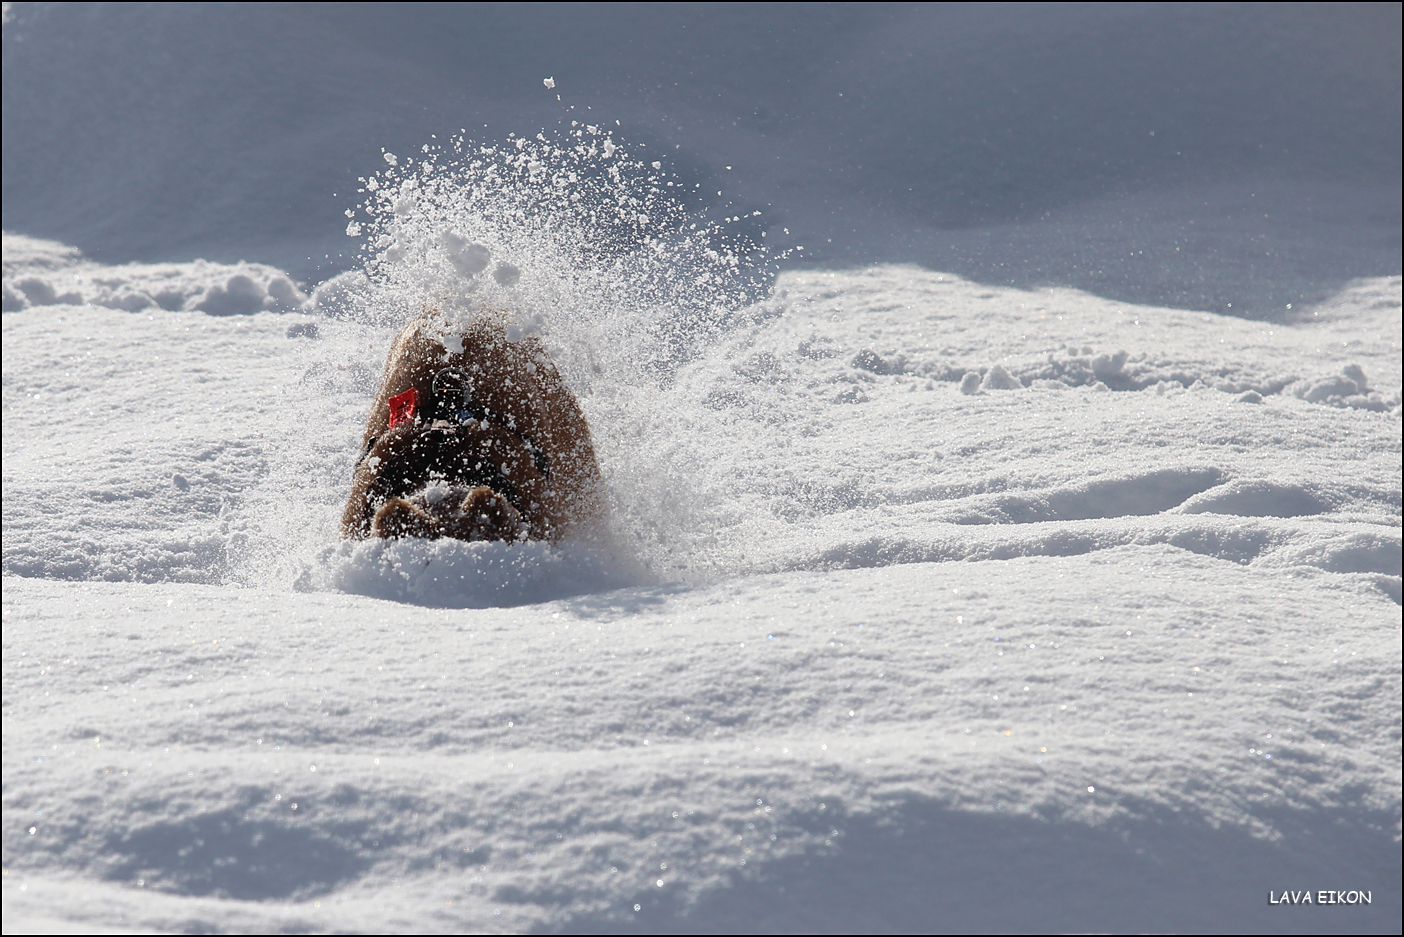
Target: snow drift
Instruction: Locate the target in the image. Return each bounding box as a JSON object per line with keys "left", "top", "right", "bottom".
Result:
{"left": 3, "top": 4, "right": 1401, "bottom": 933}
{"left": 4, "top": 222, "right": 1400, "bottom": 931}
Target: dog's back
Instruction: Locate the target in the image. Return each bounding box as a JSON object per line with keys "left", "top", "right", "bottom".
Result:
{"left": 341, "top": 311, "right": 605, "bottom": 542}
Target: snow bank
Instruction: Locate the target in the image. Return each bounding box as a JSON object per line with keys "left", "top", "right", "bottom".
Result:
{"left": 2, "top": 233, "right": 307, "bottom": 315}
{"left": 303, "top": 538, "right": 641, "bottom": 609}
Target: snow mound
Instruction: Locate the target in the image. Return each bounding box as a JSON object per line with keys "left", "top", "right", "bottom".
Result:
{"left": 303, "top": 537, "right": 641, "bottom": 608}
{"left": 1288, "top": 363, "right": 1397, "bottom": 411}
{"left": 1, "top": 232, "right": 84, "bottom": 275}
{"left": 307, "top": 269, "right": 374, "bottom": 320}
{"left": 1175, "top": 479, "right": 1333, "bottom": 518}
{"left": 2, "top": 232, "right": 307, "bottom": 314}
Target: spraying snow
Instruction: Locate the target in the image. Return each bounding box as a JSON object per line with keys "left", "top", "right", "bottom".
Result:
{"left": 2, "top": 37, "right": 1400, "bottom": 931}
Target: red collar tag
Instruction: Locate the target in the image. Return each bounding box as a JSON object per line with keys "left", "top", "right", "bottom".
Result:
{"left": 388, "top": 387, "right": 419, "bottom": 428}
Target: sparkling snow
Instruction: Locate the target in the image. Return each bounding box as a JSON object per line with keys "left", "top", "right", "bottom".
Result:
{"left": 2, "top": 3, "right": 1400, "bottom": 933}
{"left": 4, "top": 234, "right": 1399, "bottom": 931}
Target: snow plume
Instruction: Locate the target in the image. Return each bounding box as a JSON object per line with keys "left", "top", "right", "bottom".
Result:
{"left": 341, "top": 129, "right": 774, "bottom": 334}
{"left": 228, "top": 129, "right": 784, "bottom": 597}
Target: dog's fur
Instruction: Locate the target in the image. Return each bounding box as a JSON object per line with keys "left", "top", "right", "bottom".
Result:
{"left": 341, "top": 311, "right": 605, "bottom": 542}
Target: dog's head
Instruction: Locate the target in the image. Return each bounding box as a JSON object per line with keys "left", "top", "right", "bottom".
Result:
{"left": 347, "top": 415, "right": 544, "bottom": 533}
{"left": 342, "top": 312, "right": 604, "bottom": 542}
{"left": 343, "top": 382, "right": 552, "bottom": 541}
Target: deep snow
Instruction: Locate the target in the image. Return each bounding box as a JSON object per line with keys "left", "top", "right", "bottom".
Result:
{"left": 3, "top": 228, "right": 1400, "bottom": 931}
{"left": 3, "top": 2, "right": 1402, "bottom": 934}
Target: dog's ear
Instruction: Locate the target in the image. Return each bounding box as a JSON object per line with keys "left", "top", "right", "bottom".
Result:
{"left": 372, "top": 497, "right": 442, "bottom": 539}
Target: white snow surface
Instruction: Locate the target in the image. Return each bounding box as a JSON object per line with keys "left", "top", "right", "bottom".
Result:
{"left": 1, "top": 230, "right": 1400, "bottom": 937}
{"left": 3, "top": 233, "right": 308, "bottom": 316}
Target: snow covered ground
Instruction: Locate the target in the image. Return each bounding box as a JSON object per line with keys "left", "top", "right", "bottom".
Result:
{"left": 3, "top": 2, "right": 1400, "bottom": 933}
{"left": 3, "top": 224, "right": 1400, "bottom": 932}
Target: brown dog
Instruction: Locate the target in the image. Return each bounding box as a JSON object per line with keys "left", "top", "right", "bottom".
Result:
{"left": 341, "top": 310, "right": 605, "bottom": 542}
